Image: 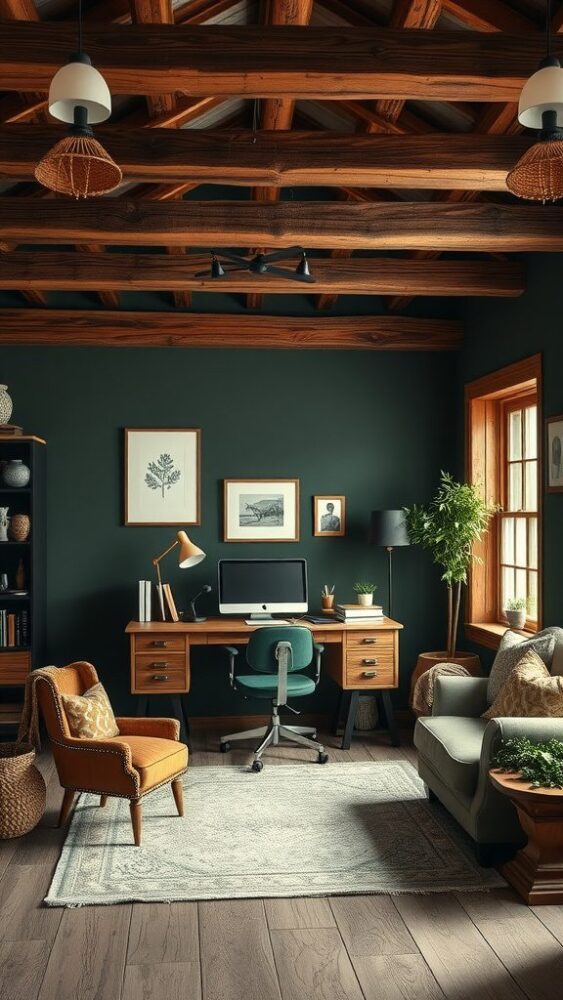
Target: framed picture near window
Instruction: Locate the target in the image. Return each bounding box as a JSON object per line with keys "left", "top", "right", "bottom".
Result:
{"left": 313, "top": 495, "right": 346, "bottom": 537}
{"left": 546, "top": 414, "right": 563, "bottom": 493}
{"left": 124, "top": 428, "right": 201, "bottom": 526}
{"left": 224, "top": 479, "right": 300, "bottom": 542}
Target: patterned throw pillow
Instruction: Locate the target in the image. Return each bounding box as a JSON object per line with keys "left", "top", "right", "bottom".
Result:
{"left": 487, "top": 630, "right": 555, "bottom": 704}
{"left": 483, "top": 649, "right": 563, "bottom": 720}
{"left": 61, "top": 682, "right": 119, "bottom": 739}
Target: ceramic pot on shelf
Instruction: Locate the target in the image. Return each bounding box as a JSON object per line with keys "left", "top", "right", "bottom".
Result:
{"left": 8, "top": 514, "right": 30, "bottom": 543}
{"left": 357, "top": 593, "right": 374, "bottom": 607}
{"left": 321, "top": 594, "right": 335, "bottom": 610}
{"left": 1, "top": 460, "right": 30, "bottom": 489}
{"left": 0, "top": 386, "right": 13, "bottom": 426}
{"left": 0, "top": 508, "right": 8, "bottom": 543}
{"left": 505, "top": 609, "right": 527, "bottom": 630}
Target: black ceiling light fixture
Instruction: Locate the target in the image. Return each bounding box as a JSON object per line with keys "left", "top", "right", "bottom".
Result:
{"left": 195, "top": 249, "right": 316, "bottom": 284}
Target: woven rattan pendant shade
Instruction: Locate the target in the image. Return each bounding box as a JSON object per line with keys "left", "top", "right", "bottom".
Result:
{"left": 506, "top": 138, "right": 563, "bottom": 201}
{"left": 35, "top": 134, "right": 122, "bottom": 198}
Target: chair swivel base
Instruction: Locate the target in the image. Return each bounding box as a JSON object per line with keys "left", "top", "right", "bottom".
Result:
{"left": 220, "top": 713, "right": 328, "bottom": 771}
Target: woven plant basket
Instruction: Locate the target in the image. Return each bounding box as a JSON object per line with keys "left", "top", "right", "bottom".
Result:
{"left": 0, "top": 742, "right": 46, "bottom": 839}
{"left": 354, "top": 695, "right": 378, "bottom": 731}
{"left": 35, "top": 135, "right": 122, "bottom": 198}
{"left": 506, "top": 139, "right": 563, "bottom": 202}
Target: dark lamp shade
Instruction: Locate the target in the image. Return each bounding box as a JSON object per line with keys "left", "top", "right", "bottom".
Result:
{"left": 369, "top": 510, "right": 410, "bottom": 548}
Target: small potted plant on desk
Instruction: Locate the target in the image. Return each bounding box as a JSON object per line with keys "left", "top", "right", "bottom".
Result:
{"left": 504, "top": 597, "right": 528, "bottom": 631}
{"left": 353, "top": 582, "right": 377, "bottom": 607}
{"left": 321, "top": 585, "right": 335, "bottom": 611}
{"left": 405, "top": 471, "right": 498, "bottom": 705}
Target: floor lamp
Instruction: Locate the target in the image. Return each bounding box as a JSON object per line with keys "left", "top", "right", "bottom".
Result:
{"left": 369, "top": 510, "right": 410, "bottom": 619}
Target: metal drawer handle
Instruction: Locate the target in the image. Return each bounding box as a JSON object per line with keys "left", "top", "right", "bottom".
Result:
{"left": 363, "top": 670, "right": 378, "bottom": 678}
{"left": 152, "top": 640, "right": 168, "bottom": 649}
{"left": 151, "top": 661, "right": 169, "bottom": 668}
{"left": 152, "top": 673, "right": 169, "bottom": 682}
{"left": 362, "top": 658, "right": 378, "bottom": 665}
{"left": 361, "top": 638, "right": 376, "bottom": 645}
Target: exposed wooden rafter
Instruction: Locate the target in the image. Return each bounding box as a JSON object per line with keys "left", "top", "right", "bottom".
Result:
{"left": 0, "top": 24, "right": 553, "bottom": 102}
{"left": 0, "top": 309, "right": 463, "bottom": 351}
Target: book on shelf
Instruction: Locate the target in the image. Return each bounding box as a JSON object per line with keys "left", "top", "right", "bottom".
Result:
{"left": 163, "top": 583, "right": 180, "bottom": 623}
{"left": 157, "top": 583, "right": 166, "bottom": 622}
{"left": 137, "top": 580, "right": 153, "bottom": 623}
{"left": 0, "top": 607, "right": 29, "bottom": 648}
{"left": 335, "top": 604, "right": 384, "bottom": 618}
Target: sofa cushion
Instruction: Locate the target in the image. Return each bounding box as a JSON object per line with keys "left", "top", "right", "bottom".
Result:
{"left": 544, "top": 627, "right": 563, "bottom": 676}
{"left": 483, "top": 649, "right": 563, "bottom": 720}
{"left": 61, "top": 682, "right": 119, "bottom": 740}
{"left": 487, "top": 630, "right": 555, "bottom": 703}
{"left": 414, "top": 716, "right": 488, "bottom": 800}
{"left": 105, "top": 735, "right": 188, "bottom": 792}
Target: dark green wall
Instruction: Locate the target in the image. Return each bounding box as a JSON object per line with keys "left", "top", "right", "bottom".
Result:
{"left": 1, "top": 346, "right": 457, "bottom": 717}
{"left": 460, "top": 252, "right": 563, "bottom": 642}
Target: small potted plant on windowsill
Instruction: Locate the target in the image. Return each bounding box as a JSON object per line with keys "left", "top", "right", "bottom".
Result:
{"left": 353, "top": 582, "right": 377, "bottom": 607}
{"left": 504, "top": 597, "right": 528, "bottom": 631}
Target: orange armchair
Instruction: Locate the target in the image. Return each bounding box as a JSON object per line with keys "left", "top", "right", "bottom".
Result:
{"left": 36, "top": 661, "right": 188, "bottom": 845}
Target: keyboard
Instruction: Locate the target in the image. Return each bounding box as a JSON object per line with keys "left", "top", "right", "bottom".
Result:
{"left": 244, "top": 619, "right": 290, "bottom": 626}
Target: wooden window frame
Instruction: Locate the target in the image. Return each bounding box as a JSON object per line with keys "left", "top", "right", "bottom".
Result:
{"left": 465, "top": 355, "right": 542, "bottom": 650}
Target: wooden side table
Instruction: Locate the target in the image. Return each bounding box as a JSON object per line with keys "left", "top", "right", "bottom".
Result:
{"left": 489, "top": 769, "right": 563, "bottom": 905}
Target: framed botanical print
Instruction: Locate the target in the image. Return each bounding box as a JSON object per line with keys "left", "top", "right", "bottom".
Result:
{"left": 125, "top": 428, "right": 201, "bottom": 526}
{"left": 224, "top": 479, "right": 300, "bottom": 542}
{"left": 546, "top": 414, "right": 563, "bottom": 493}
{"left": 313, "top": 495, "right": 346, "bottom": 537}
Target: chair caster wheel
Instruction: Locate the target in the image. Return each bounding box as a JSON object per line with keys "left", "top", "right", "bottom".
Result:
{"left": 251, "top": 759, "right": 264, "bottom": 773}
{"left": 220, "top": 742, "right": 231, "bottom": 753}
{"left": 318, "top": 752, "right": 328, "bottom": 764}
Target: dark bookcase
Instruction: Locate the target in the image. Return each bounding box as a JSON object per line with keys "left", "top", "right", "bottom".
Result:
{"left": 0, "top": 436, "right": 46, "bottom": 735}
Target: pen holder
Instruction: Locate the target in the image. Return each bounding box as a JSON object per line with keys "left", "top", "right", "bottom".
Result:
{"left": 321, "top": 594, "right": 335, "bottom": 610}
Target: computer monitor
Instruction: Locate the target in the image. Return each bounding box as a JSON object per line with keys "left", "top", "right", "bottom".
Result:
{"left": 218, "top": 558, "right": 308, "bottom": 618}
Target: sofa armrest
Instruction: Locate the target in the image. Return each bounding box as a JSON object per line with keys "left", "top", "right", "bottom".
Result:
{"left": 432, "top": 676, "right": 489, "bottom": 718}
{"left": 115, "top": 717, "right": 180, "bottom": 741}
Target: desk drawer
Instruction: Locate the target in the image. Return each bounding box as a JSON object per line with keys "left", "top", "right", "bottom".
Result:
{"left": 345, "top": 658, "right": 396, "bottom": 688}
{"left": 0, "top": 651, "right": 30, "bottom": 685}
{"left": 134, "top": 668, "right": 187, "bottom": 693}
{"left": 135, "top": 653, "right": 186, "bottom": 671}
{"left": 346, "top": 630, "right": 395, "bottom": 650}
{"left": 135, "top": 634, "right": 186, "bottom": 653}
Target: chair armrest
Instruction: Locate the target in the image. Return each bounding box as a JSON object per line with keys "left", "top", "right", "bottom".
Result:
{"left": 313, "top": 642, "right": 324, "bottom": 684}
{"left": 432, "top": 676, "right": 489, "bottom": 718}
{"left": 51, "top": 735, "right": 140, "bottom": 797}
{"left": 222, "top": 644, "right": 240, "bottom": 687}
{"left": 115, "top": 717, "right": 180, "bottom": 741}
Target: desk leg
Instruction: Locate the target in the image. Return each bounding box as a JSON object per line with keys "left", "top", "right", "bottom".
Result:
{"left": 136, "top": 695, "right": 149, "bottom": 718}
{"left": 331, "top": 690, "right": 344, "bottom": 737}
{"left": 341, "top": 690, "right": 360, "bottom": 750}
{"left": 171, "top": 696, "right": 190, "bottom": 745}
{"left": 380, "top": 690, "right": 400, "bottom": 747}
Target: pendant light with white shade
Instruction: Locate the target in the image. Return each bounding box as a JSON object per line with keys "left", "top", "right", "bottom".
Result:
{"left": 507, "top": 0, "right": 563, "bottom": 202}
{"left": 35, "top": 0, "right": 122, "bottom": 198}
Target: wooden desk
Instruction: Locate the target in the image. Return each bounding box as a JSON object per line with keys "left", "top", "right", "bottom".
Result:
{"left": 125, "top": 617, "right": 403, "bottom": 748}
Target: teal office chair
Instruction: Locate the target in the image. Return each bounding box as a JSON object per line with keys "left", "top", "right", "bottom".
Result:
{"left": 220, "top": 626, "right": 328, "bottom": 771}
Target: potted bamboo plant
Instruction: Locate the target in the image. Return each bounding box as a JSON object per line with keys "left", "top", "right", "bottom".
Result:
{"left": 405, "top": 472, "right": 497, "bottom": 699}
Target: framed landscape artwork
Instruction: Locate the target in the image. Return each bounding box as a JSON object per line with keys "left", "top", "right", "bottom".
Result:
{"left": 125, "top": 428, "right": 201, "bottom": 525}
{"left": 313, "top": 495, "right": 346, "bottom": 537}
{"left": 546, "top": 415, "right": 563, "bottom": 493}
{"left": 224, "top": 479, "right": 300, "bottom": 542}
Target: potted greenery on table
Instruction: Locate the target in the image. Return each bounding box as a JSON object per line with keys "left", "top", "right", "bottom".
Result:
{"left": 504, "top": 597, "right": 528, "bottom": 631}
{"left": 405, "top": 472, "right": 498, "bottom": 697}
{"left": 353, "top": 582, "right": 377, "bottom": 607}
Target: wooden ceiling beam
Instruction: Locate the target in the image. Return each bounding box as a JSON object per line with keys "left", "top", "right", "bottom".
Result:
{"left": 0, "top": 25, "right": 554, "bottom": 102}
{"left": 2, "top": 199, "right": 563, "bottom": 252}
{"left": 0, "top": 310, "right": 463, "bottom": 351}
{"left": 442, "top": 0, "right": 534, "bottom": 33}
{"left": 0, "top": 128, "right": 534, "bottom": 190}
{"left": 0, "top": 252, "right": 526, "bottom": 297}
{"left": 374, "top": 1, "right": 442, "bottom": 126}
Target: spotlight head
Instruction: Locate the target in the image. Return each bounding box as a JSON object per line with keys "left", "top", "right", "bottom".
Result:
{"left": 211, "top": 253, "right": 225, "bottom": 278}
{"left": 296, "top": 252, "right": 311, "bottom": 278}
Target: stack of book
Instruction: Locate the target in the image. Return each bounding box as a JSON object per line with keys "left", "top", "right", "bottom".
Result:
{"left": 138, "top": 581, "right": 152, "bottom": 622}
{"left": 0, "top": 608, "right": 30, "bottom": 647}
{"left": 334, "top": 603, "right": 384, "bottom": 623}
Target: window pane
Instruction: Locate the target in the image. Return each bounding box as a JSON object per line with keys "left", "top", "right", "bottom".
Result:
{"left": 525, "top": 406, "right": 537, "bottom": 459}
{"left": 515, "top": 517, "right": 527, "bottom": 567}
{"left": 501, "top": 517, "right": 515, "bottom": 565}
{"left": 528, "top": 571, "right": 538, "bottom": 620}
{"left": 509, "top": 410, "right": 523, "bottom": 460}
{"left": 502, "top": 567, "right": 515, "bottom": 609}
{"left": 525, "top": 460, "right": 538, "bottom": 512}
{"left": 515, "top": 568, "right": 527, "bottom": 602}
{"left": 529, "top": 518, "right": 538, "bottom": 570}
{"left": 508, "top": 463, "right": 522, "bottom": 511}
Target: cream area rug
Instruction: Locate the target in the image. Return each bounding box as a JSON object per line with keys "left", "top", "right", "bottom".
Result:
{"left": 45, "top": 761, "right": 504, "bottom": 906}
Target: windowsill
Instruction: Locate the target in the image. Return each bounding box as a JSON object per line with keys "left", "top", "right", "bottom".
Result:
{"left": 465, "top": 622, "right": 535, "bottom": 651}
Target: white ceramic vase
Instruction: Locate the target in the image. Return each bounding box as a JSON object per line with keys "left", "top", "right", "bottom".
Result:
{"left": 1, "top": 460, "right": 30, "bottom": 489}
{"left": 357, "top": 593, "right": 374, "bottom": 607}
{"left": 0, "top": 386, "right": 12, "bottom": 425}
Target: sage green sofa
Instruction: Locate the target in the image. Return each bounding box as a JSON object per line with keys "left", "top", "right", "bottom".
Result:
{"left": 414, "top": 674, "right": 563, "bottom": 864}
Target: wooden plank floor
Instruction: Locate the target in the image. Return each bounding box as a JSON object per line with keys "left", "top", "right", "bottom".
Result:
{"left": 1, "top": 728, "right": 563, "bottom": 1000}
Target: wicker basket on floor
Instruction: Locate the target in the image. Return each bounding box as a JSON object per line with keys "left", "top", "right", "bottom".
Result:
{"left": 0, "top": 742, "right": 46, "bottom": 839}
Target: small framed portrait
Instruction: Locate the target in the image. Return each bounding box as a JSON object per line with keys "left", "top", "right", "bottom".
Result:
{"left": 224, "top": 479, "right": 300, "bottom": 542}
{"left": 546, "top": 415, "right": 563, "bottom": 493}
{"left": 124, "top": 428, "right": 201, "bottom": 526}
{"left": 314, "top": 495, "right": 346, "bottom": 537}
